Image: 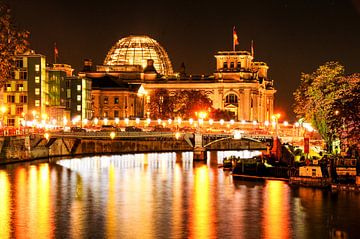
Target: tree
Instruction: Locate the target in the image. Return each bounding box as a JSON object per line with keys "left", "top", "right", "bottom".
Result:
{"left": 148, "top": 89, "right": 174, "bottom": 119}
{"left": 173, "top": 90, "right": 212, "bottom": 119}
{"left": 0, "top": 2, "right": 29, "bottom": 87}
{"left": 293, "top": 61, "right": 360, "bottom": 152}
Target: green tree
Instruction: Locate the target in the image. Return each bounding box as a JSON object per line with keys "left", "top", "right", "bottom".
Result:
{"left": 0, "top": 2, "right": 29, "bottom": 87}
{"left": 327, "top": 74, "right": 360, "bottom": 151}
{"left": 293, "top": 61, "right": 360, "bottom": 152}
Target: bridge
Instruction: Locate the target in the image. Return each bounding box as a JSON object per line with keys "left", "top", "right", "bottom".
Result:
{"left": 0, "top": 131, "right": 274, "bottom": 162}
{"left": 42, "top": 131, "right": 273, "bottom": 160}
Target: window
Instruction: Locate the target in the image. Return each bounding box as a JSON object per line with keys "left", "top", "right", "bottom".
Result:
{"left": 16, "top": 84, "right": 24, "bottom": 91}
{"left": 35, "top": 76, "right": 40, "bottom": 83}
{"left": 16, "top": 59, "right": 23, "bottom": 68}
{"left": 114, "top": 110, "right": 119, "bottom": 118}
{"left": 230, "top": 62, "right": 234, "bottom": 69}
{"left": 114, "top": 97, "right": 119, "bottom": 104}
{"left": 223, "top": 62, "right": 228, "bottom": 69}
{"left": 104, "top": 97, "right": 108, "bottom": 104}
{"left": 20, "top": 95, "right": 27, "bottom": 103}
{"left": 67, "top": 89, "right": 71, "bottom": 98}
{"left": 16, "top": 106, "right": 23, "bottom": 115}
{"left": 225, "top": 94, "right": 238, "bottom": 104}
{"left": 7, "top": 119, "right": 15, "bottom": 127}
{"left": 35, "top": 100, "right": 40, "bottom": 107}
{"left": 7, "top": 95, "right": 15, "bottom": 103}
{"left": 77, "top": 105, "right": 81, "bottom": 111}
{"left": 35, "top": 64, "right": 40, "bottom": 72}
{"left": 5, "top": 84, "right": 11, "bottom": 92}
{"left": 19, "top": 71, "right": 27, "bottom": 80}
{"left": 77, "top": 85, "right": 81, "bottom": 91}
{"left": 35, "top": 88, "right": 40, "bottom": 95}
{"left": 77, "top": 95, "right": 81, "bottom": 101}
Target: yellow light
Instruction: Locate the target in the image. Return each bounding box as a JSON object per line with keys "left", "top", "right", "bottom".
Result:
{"left": 1, "top": 106, "right": 7, "bottom": 114}
{"left": 168, "top": 119, "right": 172, "bottom": 125}
{"left": 219, "top": 119, "right": 224, "bottom": 125}
{"left": 135, "top": 118, "right": 140, "bottom": 124}
{"left": 146, "top": 118, "right": 151, "bottom": 125}
{"left": 114, "top": 117, "right": 120, "bottom": 124}
{"left": 94, "top": 118, "right": 99, "bottom": 125}
{"left": 264, "top": 121, "right": 270, "bottom": 126}
{"left": 230, "top": 119, "right": 235, "bottom": 125}
{"left": 189, "top": 118, "right": 194, "bottom": 125}
{"left": 177, "top": 117, "right": 182, "bottom": 125}
{"left": 110, "top": 132, "right": 116, "bottom": 139}
{"left": 103, "top": 118, "right": 108, "bottom": 125}
{"left": 44, "top": 133, "right": 50, "bottom": 140}
{"left": 209, "top": 119, "right": 213, "bottom": 125}
{"left": 157, "top": 119, "right": 162, "bottom": 125}
{"left": 124, "top": 118, "right": 129, "bottom": 125}
{"left": 175, "top": 132, "right": 181, "bottom": 140}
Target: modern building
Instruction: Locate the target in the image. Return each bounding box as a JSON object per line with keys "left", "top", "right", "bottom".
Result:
{"left": 2, "top": 51, "right": 47, "bottom": 127}
{"left": 84, "top": 35, "right": 276, "bottom": 123}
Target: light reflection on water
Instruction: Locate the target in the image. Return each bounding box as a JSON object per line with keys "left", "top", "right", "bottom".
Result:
{"left": 0, "top": 151, "right": 357, "bottom": 238}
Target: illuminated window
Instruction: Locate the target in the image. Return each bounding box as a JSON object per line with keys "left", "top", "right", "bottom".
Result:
{"left": 77, "top": 95, "right": 81, "bottom": 101}
{"left": 35, "top": 76, "right": 40, "bottom": 83}
{"left": 77, "top": 85, "right": 81, "bottom": 91}
{"left": 35, "top": 100, "right": 40, "bottom": 107}
{"left": 114, "top": 97, "right": 119, "bottom": 104}
{"left": 104, "top": 97, "right": 108, "bottom": 104}
{"left": 5, "top": 84, "right": 11, "bottom": 91}
{"left": 16, "top": 84, "right": 24, "bottom": 91}
{"left": 104, "top": 111, "right": 108, "bottom": 117}
{"left": 77, "top": 105, "right": 81, "bottom": 111}
{"left": 67, "top": 89, "right": 71, "bottom": 98}
{"left": 35, "top": 64, "right": 40, "bottom": 71}
{"left": 35, "top": 88, "right": 40, "bottom": 95}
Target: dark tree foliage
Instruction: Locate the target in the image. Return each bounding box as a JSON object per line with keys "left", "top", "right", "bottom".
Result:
{"left": 0, "top": 2, "right": 29, "bottom": 87}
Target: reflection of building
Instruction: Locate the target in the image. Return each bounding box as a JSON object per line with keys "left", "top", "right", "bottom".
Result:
{"left": 84, "top": 35, "right": 276, "bottom": 122}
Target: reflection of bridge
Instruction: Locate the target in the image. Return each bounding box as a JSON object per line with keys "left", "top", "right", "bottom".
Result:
{"left": 41, "top": 131, "right": 273, "bottom": 160}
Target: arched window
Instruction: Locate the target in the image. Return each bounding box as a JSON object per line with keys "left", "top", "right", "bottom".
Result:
{"left": 225, "top": 94, "right": 238, "bottom": 104}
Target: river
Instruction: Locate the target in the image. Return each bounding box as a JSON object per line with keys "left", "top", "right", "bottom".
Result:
{"left": 0, "top": 151, "right": 358, "bottom": 238}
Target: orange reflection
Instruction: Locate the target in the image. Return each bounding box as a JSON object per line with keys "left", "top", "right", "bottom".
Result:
{"left": 14, "top": 167, "right": 26, "bottom": 238}
{"left": 0, "top": 171, "right": 10, "bottom": 239}
{"left": 37, "top": 164, "right": 52, "bottom": 238}
{"left": 106, "top": 165, "right": 117, "bottom": 237}
{"left": 70, "top": 173, "right": 85, "bottom": 237}
{"left": 171, "top": 164, "right": 183, "bottom": 238}
{"left": 190, "top": 165, "right": 215, "bottom": 238}
{"left": 262, "top": 180, "right": 290, "bottom": 239}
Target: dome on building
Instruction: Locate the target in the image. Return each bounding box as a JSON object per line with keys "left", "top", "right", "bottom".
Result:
{"left": 104, "top": 35, "right": 173, "bottom": 75}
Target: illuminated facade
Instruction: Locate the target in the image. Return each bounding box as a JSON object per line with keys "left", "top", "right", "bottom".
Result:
{"left": 84, "top": 35, "right": 276, "bottom": 122}
{"left": 103, "top": 35, "right": 173, "bottom": 75}
{"left": 3, "top": 51, "right": 47, "bottom": 127}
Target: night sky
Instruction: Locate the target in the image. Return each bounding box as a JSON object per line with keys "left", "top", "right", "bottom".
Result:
{"left": 7, "top": 0, "right": 360, "bottom": 121}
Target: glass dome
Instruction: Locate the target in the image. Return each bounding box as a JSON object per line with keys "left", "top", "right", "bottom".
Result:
{"left": 104, "top": 35, "right": 173, "bottom": 75}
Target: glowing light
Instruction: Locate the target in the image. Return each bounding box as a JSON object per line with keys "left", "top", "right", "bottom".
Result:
{"left": 283, "top": 121, "right": 289, "bottom": 126}
{"left": 241, "top": 120, "right": 246, "bottom": 124}
{"left": 114, "top": 117, "right": 120, "bottom": 124}
{"left": 233, "top": 130, "right": 242, "bottom": 139}
{"left": 1, "top": 106, "right": 7, "bottom": 114}
{"left": 44, "top": 133, "right": 50, "bottom": 140}
{"left": 264, "top": 121, "right": 270, "bottom": 127}
{"left": 189, "top": 118, "right": 194, "bottom": 125}
{"left": 157, "top": 119, "right": 162, "bottom": 125}
{"left": 135, "top": 118, "right": 140, "bottom": 124}
{"left": 198, "top": 118, "right": 204, "bottom": 125}
{"left": 110, "top": 132, "right": 116, "bottom": 139}
{"left": 294, "top": 122, "right": 300, "bottom": 127}
{"left": 220, "top": 119, "right": 224, "bottom": 125}
{"left": 103, "top": 118, "right": 108, "bottom": 125}
{"left": 198, "top": 111, "right": 207, "bottom": 119}
{"left": 168, "top": 119, "right": 172, "bottom": 125}
{"left": 177, "top": 117, "right": 182, "bottom": 125}
{"left": 253, "top": 120, "right": 257, "bottom": 125}
{"left": 146, "top": 118, "right": 151, "bottom": 125}
{"left": 209, "top": 119, "right": 213, "bottom": 125}
{"left": 175, "top": 132, "right": 181, "bottom": 140}
{"left": 63, "top": 116, "right": 68, "bottom": 126}
{"left": 230, "top": 119, "right": 235, "bottom": 125}
{"left": 94, "top": 117, "right": 99, "bottom": 125}
{"left": 82, "top": 119, "right": 88, "bottom": 126}
{"left": 124, "top": 118, "right": 129, "bottom": 125}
